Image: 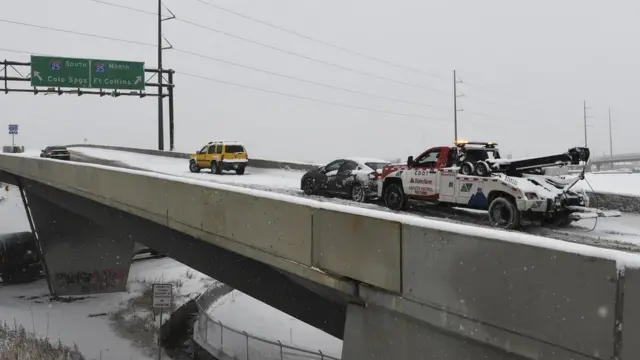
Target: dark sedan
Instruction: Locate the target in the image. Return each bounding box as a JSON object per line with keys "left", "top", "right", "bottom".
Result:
{"left": 300, "top": 157, "right": 390, "bottom": 202}
{"left": 0, "top": 232, "right": 42, "bottom": 284}
{"left": 40, "top": 146, "right": 71, "bottom": 160}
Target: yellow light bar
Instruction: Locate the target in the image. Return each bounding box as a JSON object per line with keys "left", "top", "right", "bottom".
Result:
{"left": 455, "top": 139, "right": 468, "bottom": 145}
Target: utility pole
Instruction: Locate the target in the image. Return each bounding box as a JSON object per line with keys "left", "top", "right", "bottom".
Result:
{"left": 156, "top": 1, "right": 175, "bottom": 151}
{"left": 453, "top": 70, "right": 464, "bottom": 141}
{"left": 157, "top": 0, "right": 164, "bottom": 151}
{"left": 583, "top": 100, "right": 588, "bottom": 147}
{"left": 608, "top": 108, "right": 613, "bottom": 157}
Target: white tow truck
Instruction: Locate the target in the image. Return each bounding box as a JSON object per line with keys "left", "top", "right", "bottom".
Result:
{"left": 377, "top": 141, "right": 620, "bottom": 229}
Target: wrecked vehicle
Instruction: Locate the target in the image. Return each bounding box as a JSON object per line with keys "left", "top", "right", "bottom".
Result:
{"left": 0, "top": 231, "right": 42, "bottom": 284}
{"left": 301, "top": 157, "right": 390, "bottom": 202}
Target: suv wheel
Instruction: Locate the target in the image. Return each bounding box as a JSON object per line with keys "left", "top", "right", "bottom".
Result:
{"left": 211, "top": 162, "right": 222, "bottom": 175}
{"left": 189, "top": 161, "right": 201, "bottom": 173}
{"left": 236, "top": 166, "right": 246, "bottom": 175}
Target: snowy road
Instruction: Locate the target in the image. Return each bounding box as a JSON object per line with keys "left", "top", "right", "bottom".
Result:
{"left": 33, "top": 147, "right": 640, "bottom": 252}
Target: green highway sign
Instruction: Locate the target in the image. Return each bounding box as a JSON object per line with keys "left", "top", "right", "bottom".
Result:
{"left": 30, "top": 55, "right": 145, "bottom": 90}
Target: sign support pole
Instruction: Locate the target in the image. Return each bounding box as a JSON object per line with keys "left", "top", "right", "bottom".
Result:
{"left": 157, "top": 307, "right": 163, "bottom": 360}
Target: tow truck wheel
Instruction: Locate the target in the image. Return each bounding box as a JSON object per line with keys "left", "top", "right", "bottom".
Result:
{"left": 488, "top": 196, "right": 521, "bottom": 230}
{"left": 384, "top": 183, "right": 408, "bottom": 211}
{"left": 189, "top": 161, "right": 201, "bottom": 173}
{"left": 460, "top": 161, "right": 475, "bottom": 175}
{"left": 475, "top": 161, "right": 491, "bottom": 177}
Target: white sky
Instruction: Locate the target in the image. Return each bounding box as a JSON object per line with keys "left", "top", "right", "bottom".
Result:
{"left": 1, "top": 0, "right": 639, "bottom": 163}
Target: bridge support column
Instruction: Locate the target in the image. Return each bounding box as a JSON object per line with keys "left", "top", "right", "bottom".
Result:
{"left": 341, "top": 303, "right": 523, "bottom": 360}
{"left": 22, "top": 187, "right": 133, "bottom": 296}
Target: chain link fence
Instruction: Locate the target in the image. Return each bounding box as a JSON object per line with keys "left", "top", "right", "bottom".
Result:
{"left": 193, "top": 287, "right": 340, "bottom": 360}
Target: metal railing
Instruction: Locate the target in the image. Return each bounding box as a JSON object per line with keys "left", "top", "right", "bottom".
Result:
{"left": 194, "top": 286, "right": 340, "bottom": 360}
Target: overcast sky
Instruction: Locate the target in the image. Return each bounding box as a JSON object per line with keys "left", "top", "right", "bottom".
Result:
{"left": 1, "top": 0, "right": 639, "bottom": 163}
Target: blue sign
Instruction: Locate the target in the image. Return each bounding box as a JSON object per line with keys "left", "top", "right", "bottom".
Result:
{"left": 8, "top": 124, "right": 18, "bottom": 135}
{"left": 95, "top": 63, "right": 105, "bottom": 73}
{"left": 50, "top": 60, "right": 61, "bottom": 71}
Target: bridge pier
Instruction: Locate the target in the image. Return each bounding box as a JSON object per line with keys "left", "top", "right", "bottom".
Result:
{"left": 20, "top": 183, "right": 133, "bottom": 296}
{"left": 341, "top": 303, "right": 525, "bottom": 360}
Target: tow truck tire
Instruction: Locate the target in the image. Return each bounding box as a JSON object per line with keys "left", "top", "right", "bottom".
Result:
{"left": 488, "top": 196, "right": 521, "bottom": 230}
{"left": 189, "top": 161, "right": 201, "bottom": 173}
{"left": 460, "top": 161, "right": 475, "bottom": 175}
{"left": 475, "top": 161, "right": 491, "bottom": 177}
{"left": 384, "top": 183, "right": 408, "bottom": 211}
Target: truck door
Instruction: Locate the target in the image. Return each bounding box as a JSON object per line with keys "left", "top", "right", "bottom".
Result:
{"left": 406, "top": 147, "right": 442, "bottom": 198}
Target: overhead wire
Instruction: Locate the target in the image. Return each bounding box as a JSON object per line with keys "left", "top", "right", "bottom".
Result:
{"left": 0, "top": 17, "right": 449, "bottom": 111}
{"left": 85, "top": 0, "right": 449, "bottom": 94}
{"left": 190, "top": 0, "right": 450, "bottom": 81}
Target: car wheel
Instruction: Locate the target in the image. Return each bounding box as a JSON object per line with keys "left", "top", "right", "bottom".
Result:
{"left": 302, "top": 178, "right": 317, "bottom": 195}
{"left": 211, "top": 162, "right": 222, "bottom": 175}
{"left": 488, "top": 196, "right": 521, "bottom": 230}
{"left": 236, "top": 166, "right": 246, "bottom": 175}
{"left": 189, "top": 161, "right": 201, "bottom": 173}
{"left": 460, "top": 162, "right": 474, "bottom": 175}
{"left": 384, "top": 183, "right": 408, "bottom": 211}
{"left": 350, "top": 184, "right": 366, "bottom": 203}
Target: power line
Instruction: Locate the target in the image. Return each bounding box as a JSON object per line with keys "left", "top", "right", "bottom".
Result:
{"left": 0, "top": 17, "right": 448, "bottom": 110}
{"left": 173, "top": 48, "right": 448, "bottom": 110}
{"left": 190, "top": 0, "right": 449, "bottom": 81}
{"left": 172, "top": 18, "right": 448, "bottom": 95}
{"left": 0, "top": 18, "right": 156, "bottom": 48}
{"left": 176, "top": 71, "right": 450, "bottom": 121}
{"left": 89, "top": 0, "right": 156, "bottom": 15}
{"left": 84, "top": 0, "right": 449, "bottom": 94}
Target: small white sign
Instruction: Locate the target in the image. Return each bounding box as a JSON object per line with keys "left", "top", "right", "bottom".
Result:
{"left": 152, "top": 283, "right": 173, "bottom": 309}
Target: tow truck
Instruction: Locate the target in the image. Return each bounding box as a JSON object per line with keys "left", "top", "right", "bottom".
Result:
{"left": 378, "top": 140, "right": 620, "bottom": 229}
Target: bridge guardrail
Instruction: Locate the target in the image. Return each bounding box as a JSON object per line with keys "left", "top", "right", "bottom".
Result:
{"left": 65, "top": 144, "right": 321, "bottom": 172}
{"left": 193, "top": 285, "right": 340, "bottom": 360}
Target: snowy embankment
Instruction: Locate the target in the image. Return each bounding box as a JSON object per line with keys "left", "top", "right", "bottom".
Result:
{"left": 577, "top": 173, "right": 640, "bottom": 198}
{"left": 0, "top": 185, "right": 344, "bottom": 359}
{"left": 204, "top": 290, "right": 342, "bottom": 358}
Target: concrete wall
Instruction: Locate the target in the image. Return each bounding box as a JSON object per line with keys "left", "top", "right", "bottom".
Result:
{"left": 587, "top": 191, "right": 640, "bottom": 214}
{"left": 25, "top": 190, "right": 133, "bottom": 295}
{"left": 2, "top": 155, "right": 639, "bottom": 359}
{"left": 65, "top": 144, "right": 320, "bottom": 171}
{"left": 342, "top": 303, "right": 527, "bottom": 360}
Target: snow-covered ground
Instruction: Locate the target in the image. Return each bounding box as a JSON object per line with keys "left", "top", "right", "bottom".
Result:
{"left": 60, "top": 147, "right": 640, "bottom": 252}
{"left": 577, "top": 172, "right": 640, "bottom": 197}
{"left": 0, "top": 184, "right": 344, "bottom": 359}
{"left": 205, "top": 290, "right": 342, "bottom": 358}
{"left": 69, "top": 147, "right": 303, "bottom": 191}
{"left": 0, "top": 256, "right": 210, "bottom": 360}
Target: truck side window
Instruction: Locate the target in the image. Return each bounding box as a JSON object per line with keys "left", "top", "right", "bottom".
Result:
{"left": 208, "top": 145, "right": 216, "bottom": 154}
{"left": 416, "top": 150, "right": 440, "bottom": 167}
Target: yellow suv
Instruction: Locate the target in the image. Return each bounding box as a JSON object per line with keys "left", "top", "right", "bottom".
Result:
{"left": 189, "top": 141, "right": 249, "bottom": 175}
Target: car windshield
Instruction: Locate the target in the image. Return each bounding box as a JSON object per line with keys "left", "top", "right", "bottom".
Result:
{"left": 225, "top": 145, "right": 245, "bottom": 153}
{"left": 365, "top": 162, "right": 388, "bottom": 170}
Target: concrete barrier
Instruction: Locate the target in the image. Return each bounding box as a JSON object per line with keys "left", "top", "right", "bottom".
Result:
{"left": 312, "top": 209, "right": 402, "bottom": 293}
{"left": 4, "top": 154, "right": 640, "bottom": 359}
{"left": 401, "top": 225, "right": 618, "bottom": 359}
{"left": 65, "top": 144, "right": 320, "bottom": 171}
{"left": 587, "top": 191, "right": 640, "bottom": 214}
{"left": 621, "top": 268, "right": 640, "bottom": 359}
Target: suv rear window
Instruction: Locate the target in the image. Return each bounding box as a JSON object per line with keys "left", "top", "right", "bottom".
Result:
{"left": 225, "top": 145, "right": 245, "bottom": 153}
{"left": 365, "top": 162, "right": 387, "bottom": 170}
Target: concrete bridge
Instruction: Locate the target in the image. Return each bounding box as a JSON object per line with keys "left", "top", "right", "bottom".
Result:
{"left": 591, "top": 153, "right": 640, "bottom": 170}
{"left": 1, "top": 153, "right": 640, "bottom": 360}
